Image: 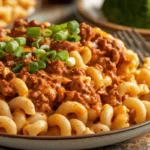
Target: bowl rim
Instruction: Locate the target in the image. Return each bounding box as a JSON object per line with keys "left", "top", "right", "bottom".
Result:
{"left": 1, "top": 120, "right": 150, "bottom": 140}
{"left": 77, "top": 0, "right": 150, "bottom": 35}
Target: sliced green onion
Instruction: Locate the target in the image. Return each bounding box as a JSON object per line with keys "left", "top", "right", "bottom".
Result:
{"left": 67, "top": 20, "right": 79, "bottom": 32}
{"left": 40, "top": 44, "right": 50, "bottom": 50}
{"left": 32, "top": 37, "right": 44, "bottom": 48}
{"left": 0, "top": 42, "right": 6, "bottom": 50}
{"left": 12, "top": 64, "right": 24, "bottom": 73}
{"left": 38, "top": 60, "right": 46, "bottom": 69}
{"left": 21, "top": 52, "right": 30, "bottom": 59}
{"left": 15, "top": 37, "right": 26, "bottom": 46}
{"left": 68, "top": 34, "right": 81, "bottom": 42}
{"left": 43, "top": 28, "right": 52, "bottom": 37}
{"left": 34, "top": 49, "right": 46, "bottom": 59}
{"left": 53, "top": 31, "right": 68, "bottom": 41}
{"left": 56, "top": 50, "right": 69, "bottom": 61}
{"left": 60, "top": 23, "right": 68, "bottom": 29}
{"left": 5, "top": 40, "right": 19, "bottom": 53}
{"left": 65, "top": 57, "right": 76, "bottom": 67}
{"left": 14, "top": 46, "right": 23, "bottom": 57}
{"left": 50, "top": 25, "right": 62, "bottom": 33}
{"left": 73, "top": 28, "right": 80, "bottom": 34}
{"left": 28, "top": 62, "right": 39, "bottom": 73}
{"left": 4, "top": 36, "right": 13, "bottom": 42}
{"left": 42, "top": 50, "right": 56, "bottom": 61}
{"left": 0, "top": 50, "right": 5, "bottom": 59}
{"left": 26, "top": 27, "right": 41, "bottom": 38}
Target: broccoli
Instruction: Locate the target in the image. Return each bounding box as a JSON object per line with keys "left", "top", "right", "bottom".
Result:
{"left": 102, "top": 0, "right": 150, "bottom": 29}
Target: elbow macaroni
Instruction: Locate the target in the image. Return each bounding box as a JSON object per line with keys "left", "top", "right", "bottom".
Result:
{"left": 0, "top": 21, "right": 150, "bottom": 137}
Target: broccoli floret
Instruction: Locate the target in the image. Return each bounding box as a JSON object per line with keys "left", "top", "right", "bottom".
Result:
{"left": 102, "top": 0, "right": 150, "bottom": 29}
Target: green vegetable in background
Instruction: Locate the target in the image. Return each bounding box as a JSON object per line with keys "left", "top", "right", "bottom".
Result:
{"left": 102, "top": 0, "right": 150, "bottom": 29}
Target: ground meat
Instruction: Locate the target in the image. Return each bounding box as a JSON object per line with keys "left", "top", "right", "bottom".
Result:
{"left": 46, "top": 60, "right": 67, "bottom": 75}
{"left": 65, "top": 76, "right": 101, "bottom": 111}
{"left": 29, "top": 90, "right": 51, "bottom": 112}
{"left": 65, "top": 67, "right": 85, "bottom": 78}
{"left": 50, "top": 40, "right": 80, "bottom": 52}
{"left": 0, "top": 80, "right": 16, "bottom": 97}
{"left": 5, "top": 72, "right": 16, "bottom": 81}
{"left": 101, "top": 88, "right": 122, "bottom": 107}
{"left": 80, "top": 22, "right": 95, "bottom": 44}
{"left": 0, "top": 19, "right": 131, "bottom": 113}
{"left": 0, "top": 61, "right": 4, "bottom": 76}
{"left": 96, "top": 57, "right": 117, "bottom": 73}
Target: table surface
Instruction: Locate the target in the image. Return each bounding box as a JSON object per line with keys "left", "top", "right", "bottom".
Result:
{"left": 1, "top": 1, "right": 150, "bottom": 150}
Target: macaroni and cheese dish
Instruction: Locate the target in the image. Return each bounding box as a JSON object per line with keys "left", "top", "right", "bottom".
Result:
{"left": 0, "top": 19, "right": 150, "bottom": 136}
{"left": 0, "top": 0, "right": 36, "bottom": 27}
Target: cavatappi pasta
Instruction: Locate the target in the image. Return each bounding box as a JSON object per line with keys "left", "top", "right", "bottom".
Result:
{"left": 0, "top": 19, "right": 150, "bottom": 136}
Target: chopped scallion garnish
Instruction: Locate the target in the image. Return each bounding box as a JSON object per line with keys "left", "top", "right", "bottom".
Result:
{"left": 34, "top": 49, "right": 46, "bottom": 59}
{"left": 26, "top": 27, "right": 41, "bottom": 38}
{"left": 73, "top": 28, "right": 80, "bottom": 34}
{"left": 67, "top": 20, "right": 79, "bottom": 32}
{"left": 50, "top": 25, "right": 62, "bottom": 33}
{"left": 0, "top": 42, "right": 6, "bottom": 50}
{"left": 0, "top": 50, "right": 5, "bottom": 59}
{"left": 40, "top": 44, "right": 50, "bottom": 50}
{"left": 56, "top": 50, "right": 69, "bottom": 61}
{"left": 38, "top": 60, "right": 46, "bottom": 69}
{"left": 43, "top": 29, "right": 52, "bottom": 37}
{"left": 53, "top": 31, "right": 68, "bottom": 41}
{"left": 21, "top": 52, "right": 30, "bottom": 59}
{"left": 5, "top": 40, "right": 19, "bottom": 53}
{"left": 65, "top": 57, "right": 76, "bottom": 67}
{"left": 32, "top": 37, "right": 44, "bottom": 48}
{"left": 15, "top": 37, "right": 26, "bottom": 46}
{"left": 12, "top": 64, "right": 24, "bottom": 73}
{"left": 14, "top": 47, "right": 23, "bottom": 57}
{"left": 42, "top": 50, "right": 56, "bottom": 61}
{"left": 60, "top": 23, "right": 68, "bottom": 29}
{"left": 28, "top": 62, "right": 39, "bottom": 73}
{"left": 68, "top": 34, "right": 81, "bottom": 42}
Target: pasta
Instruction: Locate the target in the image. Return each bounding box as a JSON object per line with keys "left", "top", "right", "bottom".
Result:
{"left": 0, "top": 0, "right": 36, "bottom": 27}
{"left": 0, "top": 19, "right": 150, "bottom": 137}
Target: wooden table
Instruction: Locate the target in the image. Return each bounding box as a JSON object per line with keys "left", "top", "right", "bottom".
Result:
{"left": 1, "top": 1, "right": 149, "bottom": 150}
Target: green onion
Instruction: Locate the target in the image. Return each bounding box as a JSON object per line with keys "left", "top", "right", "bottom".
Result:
{"left": 67, "top": 20, "right": 79, "bottom": 32}
{"left": 14, "top": 47, "right": 23, "bottom": 57}
{"left": 21, "top": 52, "right": 30, "bottom": 59}
{"left": 5, "top": 40, "right": 19, "bottom": 53}
{"left": 4, "top": 36, "right": 13, "bottom": 42}
{"left": 32, "top": 37, "right": 44, "bottom": 48}
{"left": 73, "top": 28, "right": 80, "bottom": 34}
{"left": 34, "top": 49, "right": 46, "bottom": 59}
{"left": 15, "top": 37, "right": 26, "bottom": 46}
{"left": 43, "top": 28, "right": 52, "bottom": 37}
{"left": 53, "top": 31, "right": 68, "bottom": 41}
{"left": 38, "top": 60, "right": 46, "bottom": 69}
{"left": 26, "top": 27, "right": 41, "bottom": 38}
{"left": 60, "top": 23, "right": 68, "bottom": 29}
{"left": 40, "top": 44, "right": 50, "bottom": 50}
{"left": 68, "top": 34, "right": 81, "bottom": 42}
{"left": 28, "top": 62, "right": 39, "bottom": 73}
{"left": 42, "top": 50, "right": 56, "bottom": 61}
{"left": 50, "top": 25, "right": 62, "bottom": 33}
{"left": 0, "top": 42, "right": 6, "bottom": 50}
{"left": 56, "top": 50, "right": 69, "bottom": 61}
{"left": 65, "top": 57, "right": 76, "bottom": 67}
{"left": 0, "top": 50, "right": 5, "bottom": 59}
{"left": 12, "top": 64, "right": 24, "bottom": 73}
